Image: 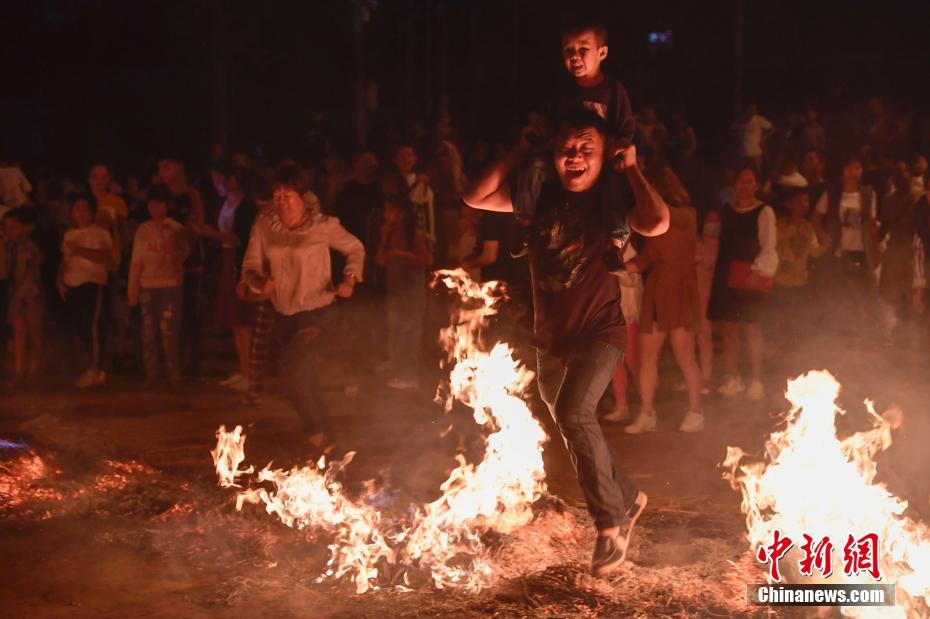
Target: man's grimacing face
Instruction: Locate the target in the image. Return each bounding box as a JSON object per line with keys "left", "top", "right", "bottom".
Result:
{"left": 554, "top": 125, "right": 605, "bottom": 193}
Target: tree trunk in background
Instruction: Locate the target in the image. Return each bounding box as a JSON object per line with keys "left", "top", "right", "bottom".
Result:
{"left": 467, "top": 0, "right": 481, "bottom": 136}
{"left": 211, "top": 0, "right": 228, "bottom": 149}
{"left": 439, "top": 1, "right": 449, "bottom": 118}
{"left": 353, "top": 0, "right": 367, "bottom": 148}
{"left": 511, "top": 0, "right": 520, "bottom": 120}
{"left": 733, "top": 0, "right": 744, "bottom": 117}
{"left": 424, "top": 0, "right": 433, "bottom": 122}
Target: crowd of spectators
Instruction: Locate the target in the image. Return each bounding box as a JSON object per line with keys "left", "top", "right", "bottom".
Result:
{"left": 1, "top": 93, "right": 929, "bottom": 441}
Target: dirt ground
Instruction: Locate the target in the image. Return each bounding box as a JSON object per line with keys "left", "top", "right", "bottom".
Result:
{"left": 2, "top": 297, "right": 929, "bottom": 618}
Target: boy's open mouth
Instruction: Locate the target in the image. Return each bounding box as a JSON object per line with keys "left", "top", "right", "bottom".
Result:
{"left": 565, "top": 167, "right": 586, "bottom": 180}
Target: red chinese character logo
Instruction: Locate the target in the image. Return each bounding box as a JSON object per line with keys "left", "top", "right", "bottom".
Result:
{"left": 798, "top": 534, "right": 834, "bottom": 577}
{"left": 843, "top": 533, "right": 881, "bottom": 580}
{"left": 757, "top": 529, "right": 794, "bottom": 582}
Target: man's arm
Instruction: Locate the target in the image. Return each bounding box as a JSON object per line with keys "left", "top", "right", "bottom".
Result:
{"left": 618, "top": 146, "right": 670, "bottom": 237}
{"left": 462, "top": 240, "right": 499, "bottom": 270}
{"left": 463, "top": 139, "right": 530, "bottom": 213}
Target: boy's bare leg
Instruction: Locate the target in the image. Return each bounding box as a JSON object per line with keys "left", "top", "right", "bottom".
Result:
{"left": 26, "top": 313, "right": 43, "bottom": 379}
{"left": 10, "top": 318, "right": 26, "bottom": 383}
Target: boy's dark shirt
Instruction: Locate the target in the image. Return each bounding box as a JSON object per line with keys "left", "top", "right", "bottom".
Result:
{"left": 521, "top": 178, "right": 628, "bottom": 356}
{"left": 556, "top": 75, "right": 635, "bottom": 147}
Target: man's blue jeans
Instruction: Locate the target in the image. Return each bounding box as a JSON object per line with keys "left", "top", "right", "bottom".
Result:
{"left": 536, "top": 341, "right": 639, "bottom": 530}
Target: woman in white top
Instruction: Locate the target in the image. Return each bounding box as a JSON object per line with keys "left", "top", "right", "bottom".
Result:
{"left": 241, "top": 164, "right": 364, "bottom": 453}
{"left": 57, "top": 194, "right": 112, "bottom": 388}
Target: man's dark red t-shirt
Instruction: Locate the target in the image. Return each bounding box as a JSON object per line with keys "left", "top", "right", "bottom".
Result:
{"left": 523, "top": 179, "right": 627, "bottom": 356}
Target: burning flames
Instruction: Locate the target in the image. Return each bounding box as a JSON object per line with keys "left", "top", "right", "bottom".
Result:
{"left": 212, "top": 269, "right": 547, "bottom": 593}
{"left": 724, "top": 370, "right": 930, "bottom": 617}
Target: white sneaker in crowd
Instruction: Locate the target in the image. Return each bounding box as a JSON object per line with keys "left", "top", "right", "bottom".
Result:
{"left": 374, "top": 360, "right": 392, "bottom": 374}
{"left": 387, "top": 377, "right": 418, "bottom": 390}
{"left": 75, "top": 369, "right": 105, "bottom": 388}
{"left": 746, "top": 380, "right": 765, "bottom": 401}
{"left": 625, "top": 409, "right": 658, "bottom": 434}
{"left": 717, "top": 374, "right": 745, "bottom": 397}
{"left": 601, "top": 404, "right": 630, "bottom": 423}
{"left": 220, "top": 373, "right": 242, "bottom": 386}
{"left": 678, "top": 410, "right": 704, "bottom": 433}
{"left": 221, "top": 373, "right": 248, "bottom": 391}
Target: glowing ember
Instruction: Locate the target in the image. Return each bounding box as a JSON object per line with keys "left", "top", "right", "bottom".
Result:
{"left": 0, "top": 451, "right": 53, "bottom": 511}
{"left": 724, "top": 370, "right": 930, "bottom": 617}
{"left": 211, "top": 269, "right": 548, "bottom": 592}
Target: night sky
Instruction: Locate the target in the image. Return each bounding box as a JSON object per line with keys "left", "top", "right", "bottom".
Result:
{"left": 3, "top": 0, "right": 930, "bottom": 175}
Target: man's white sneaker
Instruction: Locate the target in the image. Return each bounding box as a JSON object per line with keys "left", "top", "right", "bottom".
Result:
{"left": 678, "top": 410, "right": 704, "bottom": 433}
{"left": 601, "top": 405, "right": 630, "bottom": 423}
{"left": 625, "top": 410, "right": 657, "bottom": 434}
{"left": 220, "top": 373, "right": 243, "bottom": 386}
{"left": 387, "top": 377, "right": 418, "bottom": 390}
{"left": 74, "top": 369, "right": 99, "bottom": 388}
{"left": 746, "top": 380, "right": 765, "bottom": 401}
{"left": 717, "top": 375, "right": 745, "bottom": 397}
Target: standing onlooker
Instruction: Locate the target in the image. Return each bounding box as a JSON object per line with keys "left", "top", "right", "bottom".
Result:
{"left": 394, "top": 145, "right": 436, "bottom": 246}
{"left": 240, "top": 164, "right": 364, "bottom": 452}
{"left": 0, "top": 162, "right": 33, "bottom": 208}
{"left": 635, "top": 107, "right": 669, "bottom": 162}
{"left": 911, "top": 176, "right": 930, "bottom": 317}
{"left": 623, "top": 167, "right": 704, "bottom": 433}
{"left": 911, "top": 155, "right": 928, "bottom": 200}
{"left": 58, "top": 194, "right": 112, "bottom": 387}
{"left": 695, "top": 209, "right": 720, "bottom": 393}
{"left": 4, "top": 209, "right": 44, "bottom": 384}
{"left": 157, "top": 156, "right": 206, "bottom": 380}
{"left": 801, "top": 107, "right": 827, "bottom": 153}
{"left": 732, "top": 103, "right": 775, "bottom": 176}
{"left": 811, "top": 156, "right": 880, "bottom": 334}
{"left": 877, "top": 162, "right": 919, "bottom": 337}
{"left": 88, "top": 164, "right": 130, "bottom": 268}
{"left": 670, "top": 112, "right": 698, "bottom": 168}
{"left": 333, "top": 152, "right": 381, "bottom": 255}
{"left": 127, "top": 187, "right": 189, "bottom": 386}
{"left": 88, "top": 163, "right": 129, "bottom": 368}
{"left": 601, "top": 242, "right": 641, "bottom": 424}
{"left": 377, "top": 197, "right": 431, "bottom": 390}
{"left": 708, "top": 167, "right": 778, "bottom": 401}
{"left": 447, "top": 204, "right": 481, "bottom": 267}
{"left": 205, "top": 161, "right": 258, "bottom": 390}
{"left": 430, "top": 141, "right": 469, "bottom": 266}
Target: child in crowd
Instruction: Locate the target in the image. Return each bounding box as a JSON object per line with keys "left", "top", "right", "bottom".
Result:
{"left": 127, "top": 187, "right": 189, "bottom": 385}
{"left": 58, "top": 194, "right": 113, "bottom": 387}
{"left": 377, "top": 197, "right": 432, "bottom": 390}
{"left": 774, "top": 186, "right": 825, "bottom": 343}
{"left": 4, "top": 209, "right": 44, "bottom": 384}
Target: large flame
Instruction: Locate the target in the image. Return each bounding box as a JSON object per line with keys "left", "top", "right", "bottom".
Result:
{"left": 211, "top": 269, "right": 547, "bottom": 592}
{"left": 724, "top": 370, "right": 930, "bottom": 617}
